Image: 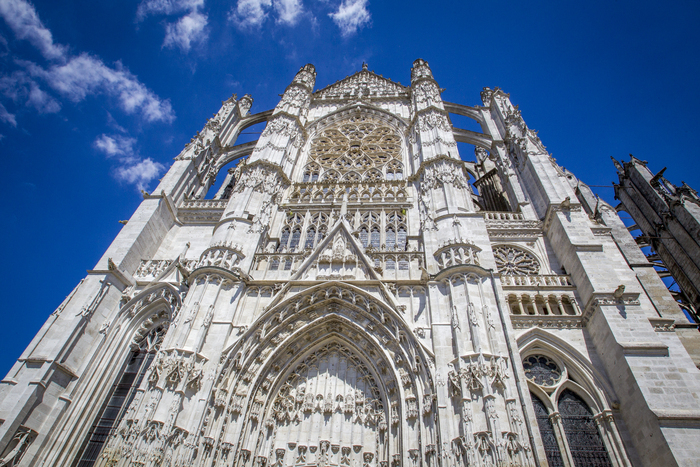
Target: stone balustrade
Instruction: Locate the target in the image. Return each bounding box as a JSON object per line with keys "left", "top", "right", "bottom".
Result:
{"left": 500, "top": 274, "right": 572, "bottom": 288}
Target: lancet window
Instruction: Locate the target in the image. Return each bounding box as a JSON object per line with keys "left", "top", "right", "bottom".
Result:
{"left": 357, "top": 211, "right": 407, "bottom": 251}
{"left": 277, "top": 212, "right": 328, "bottom": 254}
{"left": 75, "top": 325, "right": 166, "bottom": 467}
{"left": 304, "top": 116, "right": 403, "bottom": 182}
{"left": 524, "top": 354, "right": 614, "bottom": 467}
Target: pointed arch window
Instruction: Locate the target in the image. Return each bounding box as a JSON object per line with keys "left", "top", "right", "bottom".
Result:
{"left": 531, "top": 393, "right": 564, "bottom": 467}
{"left": 386, "top": 228, "right": 396, "bottom": 251}
{"left": 525, "top": 355, "right": 615, "bottom": 467}
{"left": 559, "top": 390, "right": 612, "bottom": 466}
{"left": 397, "top": 226, "right": 407, "bottom": 251}
{"left": 360, "top": 227, "right": 369, "bottom": 248}
{"left": 370, "top": 227, "right": 381, "bottom": 248}
{"left": 279, "top": 228, "right": 290, "bottom": 252}
{"left": 305, "top": 227, "right": 316, "bottom": 249}
{"left": 289, "top": 229, "right": 301, "bottom": 251}
{"left": 75, "top": 326, "right": 166, "bottom": 467}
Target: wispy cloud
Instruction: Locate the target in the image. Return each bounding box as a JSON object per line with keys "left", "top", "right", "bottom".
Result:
{"left": 0, "top": 0, "right": 175, "bottom": 126}
{"left": 0, "top": 102, "right": 16, "bottom": 127}
{"left": 94, "top": 134, "right": 137, "bottom": 160}
{"left": 94, "top": 133, "right": 164, "bottom": 190}
{"left": 136, "top": 0, "right": 204, "bottom": 21}
{"left": 137, "top": 0, "right": 208, "bottom": 52}
{"left": 229, "top": 0, "right": 272, "bottom": 29}
{"left": 0, "top": 0, "right": 66, "bottom": 60}
{"left": 21, "top": 54, "right": 175, "bottom": 122}
{"left": 274, "top": 0, "right": 303, "bottom": 26}
{"left": 163, "top": 10, "right": 208, "bottom": 51}
{"left": 329, "top": 0, "right": 370, "bottom": 36}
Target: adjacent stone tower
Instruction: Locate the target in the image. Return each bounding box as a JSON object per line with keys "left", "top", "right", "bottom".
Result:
{"left": 1, "top": 61, "right": 699, "bottom": 467}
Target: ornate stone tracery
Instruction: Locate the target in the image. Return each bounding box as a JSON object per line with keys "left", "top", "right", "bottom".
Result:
{"left": 493, "top": 245, "right": 540, "bottom": 276}
{"left": 306, "top": 117, "right": 403, "bottom": 182}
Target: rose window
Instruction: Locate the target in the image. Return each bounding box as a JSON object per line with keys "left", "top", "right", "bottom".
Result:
{"left": 493, "top": 245, "right": 540, "bottom": 275}
{"left": 523, "top": 355, "right": 562, "bottom": 387}
{"left": 305, "top": 116, "right": 402, "bottom": 182}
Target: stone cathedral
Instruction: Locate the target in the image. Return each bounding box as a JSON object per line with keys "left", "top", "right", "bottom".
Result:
{"left": 1, "top": 60, "right": 700, "bottom": 467}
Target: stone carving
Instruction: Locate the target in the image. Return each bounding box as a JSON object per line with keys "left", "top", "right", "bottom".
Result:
{"left": 307, "top": 116, "right": 402, "bottom": 182}
{"left": 493, "top": 245, "right": 540, "bottom": 275}
{"left": 314, "top": 69, "right": 408, "bottom": 100}
{"left": 233, "top": 162, "right": 290, "bottom": 195}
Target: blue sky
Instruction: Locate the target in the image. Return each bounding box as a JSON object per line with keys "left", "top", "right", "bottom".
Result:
{"left": 1, "top": 0, "right": 699, "bottom": 377}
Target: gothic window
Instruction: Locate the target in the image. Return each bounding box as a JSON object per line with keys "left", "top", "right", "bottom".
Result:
{"left": 289, "top": 229, "right": 301, "bottom": 251}
{"left": 531, "top": 394, "right": 565, "bottom": 467}
{"left": 284, "top": 258, "right": 293, "bottom": 270}
{"left": 279, "top": 228, "right": 290, "bottom": 251}
{"left": 360, "top": 227, "right": 369, "bottom": 248}
{"left": 270, "top": 258, "right": 280, "bottom": 270}
{"left": 523, "top": 355, "right": 562, "bottom": 387}
{"left": 305, "top": 227, "right": 316, "bottom": 249}
{"left": 307, "top": 116, "right": 403, "bottom": 181}
{"left": 386, "top": 257, "right": 396, "bottom": 270}
{"left": 370, "top": 227, "right": 380, "bottom": 248}
{"left": 525, "top": 354, "right": 615, "bottom": 467}
{"left": 493, "top": 245, "right": 540, "bottom": 275}
{"left": 386, "top": 228, "right": 396, "bottom": 251}
{"left": 397, "top": 226, "right": 407, "bottom": 250}
{"left": 398, "top": 256, "right": 409, "bottom": 270}
{"left": 559, "top": 390, "right": 613, "bottom": 467}
{"left": 386, "top": 161, "right": 403, "bottom": 180}
{"left": 303, "top": 163, "right": 320, "bottom": 183}
{"left": 75, "top": 326, "right": 166, "bottom": 467}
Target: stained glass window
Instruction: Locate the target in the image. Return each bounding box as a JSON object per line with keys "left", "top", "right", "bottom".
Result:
{"left": 559, "top": 390, "right": 612, "bottom": 467}
{"left": 531, "top": 394, "right": 564, "bottom": 467}
{"left": 523, "top": 355, "right": 562, "bottom": 387}
{"left": 75, "top": 326, "right": 165, "bottom": 467}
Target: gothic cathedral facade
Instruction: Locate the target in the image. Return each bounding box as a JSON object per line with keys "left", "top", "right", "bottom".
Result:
{"left": 1, "top": 60, "right": 699, "bottom": 467}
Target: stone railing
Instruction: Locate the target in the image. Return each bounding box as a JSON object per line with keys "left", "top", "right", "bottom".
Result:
{"left": 180, "top": 198, "right": 229, "bottom": 210}
{"left": 505, "top": 291, "right": 582, "bottom": 316}
{"left": 482, "top": 211, "right": 525, "bottom": 221}
{"left": 500, "top": 274, "right": 572, "bottom": 288}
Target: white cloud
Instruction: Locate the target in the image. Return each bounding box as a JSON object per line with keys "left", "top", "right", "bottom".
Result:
{"left": 0, "top": 0, "right": 66, "bottom": 60}
{"left": 274, "top": 0, "right": 303, "bottom": 25}
{"left": 26, "top": 81, "right": 60, "bottom": 113}
{"left": 24, "top": 54, "right": 175, "bottom": 123}
{"left": 136, "top": 0, "right": 204, "bottom": 21}
{"left": 163, "top": 10, "right": 208, "bottom": 51}
{"left": 0, "top": 102, "right": 16, "bottom": 126}
{"left": 94, "top": 133, "right": 164, "bottom": 190}
{"left": 329, "top": 0, "right": 370, "bottom": 36}
{"left": 93, "top": 134, "right": 137, "bottom": 160}
{"left": 229, "top": 0, "right": 272, "bottom": 29}
{"left": 0, "top": 0, "right": 175, "bottom": 126}
{"left": 115, "top": 158, "right": 164, "bottom": 190}
{"left": 0, "top": 69, "right": 59, "bottom": 116}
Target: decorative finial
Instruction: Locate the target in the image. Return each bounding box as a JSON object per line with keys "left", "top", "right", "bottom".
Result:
{"left": 362, "top": 62, "right": 368, "bottom": 71}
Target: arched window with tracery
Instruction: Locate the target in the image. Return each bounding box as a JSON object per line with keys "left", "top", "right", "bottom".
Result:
{"left": 559, "top": 390, "right": 612, "bottom": 466}
{"left": 305, "top": 116, "right": 403, "bottom": 182}
{"left": 370, "top": 227, "right": 380, "bottom": 249}
{"left": 75, "top": 325, "right": 166, "bottom": 467}
{"left": 531, "top": 393, "right": 565, "bottom": 467}
{"left": 524, "top": 354, "right": 615, "bottom": 467}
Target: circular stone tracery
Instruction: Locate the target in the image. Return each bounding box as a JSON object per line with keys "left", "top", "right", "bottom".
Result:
{"left": 523, "top": 355, "right": 562, "bottom": 387}
{"left": 493, "top": 245, "right": 540, "bottom": 275}
{"left": 308, "top": 116, "right": 402, "bottom": 181}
